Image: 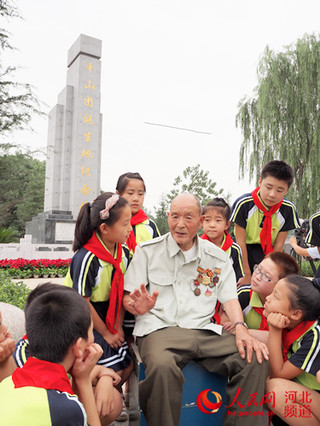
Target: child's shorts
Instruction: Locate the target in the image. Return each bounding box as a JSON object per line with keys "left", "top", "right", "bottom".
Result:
{"left": 93, "top": 329, "right": 132, "bottom": 372}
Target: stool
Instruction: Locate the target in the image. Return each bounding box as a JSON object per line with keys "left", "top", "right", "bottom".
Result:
{"left": 128, "top": 343, "right": 227, "bottom": 426}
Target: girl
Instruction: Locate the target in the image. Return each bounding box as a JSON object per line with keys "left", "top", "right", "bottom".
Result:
{"left": 201, "top": 197, "right": 244, "bottom": 282}
{"left": 265, "top": 275, "right": 320, "bottom": 425}
{"left": 116, "top": 172, "right": 160, "bottom": 257}
{"left": 64, "top": 192, "right": 133, "bottom": 390}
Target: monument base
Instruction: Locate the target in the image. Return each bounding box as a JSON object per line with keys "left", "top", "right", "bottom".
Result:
{"left": 25, "top": 210, "right": 76, "bottom": 244}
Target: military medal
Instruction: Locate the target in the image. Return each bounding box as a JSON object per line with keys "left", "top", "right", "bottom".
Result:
{"left": 193, "top": 266, "right": 221, "bottom": 296}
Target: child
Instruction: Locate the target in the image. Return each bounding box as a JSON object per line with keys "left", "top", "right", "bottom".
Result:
{"left": 0, "top": 288, "right": 110, "bottom": 425}
{"left": 201, "top": 197, "right": 244, "bottom": 282}
{"left": 290, "top": 211, "right": 320, "bottom": 278}
{"left": 265, "top": 275, "right": 320, "bottom": 424}
{"left": 116, "top": 171, "right": 160, "bottom": 257}
{"left": 13, "top": 283, "right": 123, "bottom": 422}
{"left": 231, "top": 160, "right": 300, "bottom": 286}
{"left": 116, "top": 172, "right": 160, "bottom": 339}
{"left": 64, "top": 192, "right": 133, "bottom": 388}
{"left": 222, "top": 252, "right": 299, "bottom": 344}
{"left": 0, "top": 312, "right": 16, "bottom": 382}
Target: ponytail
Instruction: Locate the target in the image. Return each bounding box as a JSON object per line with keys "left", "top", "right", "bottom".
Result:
{"left": 72, "top": 192, "right": 128, "bottom": 252}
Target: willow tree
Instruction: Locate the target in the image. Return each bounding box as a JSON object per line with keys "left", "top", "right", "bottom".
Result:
{"left": 0, "top": 0, "right": 42, "bottom": 138}
{"left": 236, "top": 34, "right": 320, "bottom": 218}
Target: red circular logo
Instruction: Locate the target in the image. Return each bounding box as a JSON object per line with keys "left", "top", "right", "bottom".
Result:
{"left": 196, "top": 389, "right": 223, "bottom": 414}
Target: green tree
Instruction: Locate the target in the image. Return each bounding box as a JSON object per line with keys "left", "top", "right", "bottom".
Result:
{"left": 167, "top": 164, "right": 225, "bottom": 206}
{"left": 0, "top": 144, "right": 45, "bottom": 236}
{"left": 236, "top": 33, "right": 320, "bottom": 218}
{"left": 153, "top": 194, "right": 170, "bottom": 235}
{"left": 0, "top": 0, "right": 42, "bottom": 138}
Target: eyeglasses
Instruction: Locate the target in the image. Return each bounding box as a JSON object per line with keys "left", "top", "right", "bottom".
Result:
{"left": 253, "top": 264, "right": 272, "bottom": 283}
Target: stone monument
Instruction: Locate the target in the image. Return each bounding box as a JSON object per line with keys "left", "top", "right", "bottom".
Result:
{"left": 26, "top": 34, "right": 102, "bottom": 244}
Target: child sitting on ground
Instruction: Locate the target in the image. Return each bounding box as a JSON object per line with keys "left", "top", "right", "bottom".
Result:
{"left": 221, "top": 252, "right": 299, "bottom": 344}
{"left": 0, "top": 288, "right": 122, "bottom": 425}
{"left": 13, "top": 283, "right": 122, "bottom": 422}
{"left": 265, "top": 275, "right": 320, "bottom": 424}
{"left": 231, "top": 160, "right": 300, "bottom": 286}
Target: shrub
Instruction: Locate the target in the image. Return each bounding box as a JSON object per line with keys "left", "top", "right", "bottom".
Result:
{"left": 0, "top": 270, "right": 31, "bottom": 310}
{"left": 300, "top": 260, "right": 320, "bottom": 278}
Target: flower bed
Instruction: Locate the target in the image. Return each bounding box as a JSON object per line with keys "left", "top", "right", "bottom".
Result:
{"left": 0, "top": 258, "right": 71, "bottom": 279}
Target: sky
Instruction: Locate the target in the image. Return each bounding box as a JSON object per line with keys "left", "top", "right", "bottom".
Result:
{"left": 4, "top": 0, "right": 320, "bottom": 214}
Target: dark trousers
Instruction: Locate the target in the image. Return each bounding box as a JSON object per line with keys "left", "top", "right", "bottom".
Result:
{"left": 137, "top": 327, "right": 269, "bottom": 426}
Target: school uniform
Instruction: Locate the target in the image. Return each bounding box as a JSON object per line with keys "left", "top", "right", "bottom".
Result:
{"left": 286, "top": 320, "right": 320, "bottom": 390}
{"left": 64, "top": 235, "right": 131, "bottom": 372}
{"left": 231, "top": 190, "right": 300, "bottom": 271}
{"left": 0, "top": 357, "right": 87, "bottom": 425}
{"left": 237, "top": 286, "right": 267, "bottom": 330}
{"left": 123, "top": 212, "right": 160, "bottom": 335}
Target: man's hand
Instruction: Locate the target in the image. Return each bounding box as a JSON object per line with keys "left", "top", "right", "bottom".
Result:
{"left": 289, "top": 236, "right": 298, "bottom": 248}
{"left": 129, "top": 284, "right": 159, "bottom": 315}
{"left": 235, "top": 324, "right": 269, "bottom": 364}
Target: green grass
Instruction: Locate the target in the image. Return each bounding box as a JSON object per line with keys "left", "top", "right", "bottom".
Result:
{"left": 0, "top": 270, "right": 31, "bottom": 310}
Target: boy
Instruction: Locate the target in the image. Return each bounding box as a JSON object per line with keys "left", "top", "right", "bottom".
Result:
{"left": 0, "top": 289, "right": 103, "bottom": 425}
{"left": 221, "top": 252, "right": 299, "bottom": 343}
{"left": 231, "top": 160, "right": 300, "bottom": 286}
{"left": 201, "top": 197, "right": 244, "bottom": 282}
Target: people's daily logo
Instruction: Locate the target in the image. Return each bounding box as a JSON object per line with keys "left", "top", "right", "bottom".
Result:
{"left": 196, "top": 389, "right": 223, "bottom": 414}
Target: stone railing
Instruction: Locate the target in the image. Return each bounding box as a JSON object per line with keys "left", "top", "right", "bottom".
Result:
{"left": 0, "top": 235, "right": 73, "bottom": 260}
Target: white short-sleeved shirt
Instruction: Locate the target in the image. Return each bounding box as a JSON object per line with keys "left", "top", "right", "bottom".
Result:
{"left": 124, "top": 233, "right": 237, "bottom": 337}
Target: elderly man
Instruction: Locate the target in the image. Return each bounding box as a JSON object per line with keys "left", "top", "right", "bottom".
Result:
{"left": 123, "top": 193, "right": 269, "bottom": 426}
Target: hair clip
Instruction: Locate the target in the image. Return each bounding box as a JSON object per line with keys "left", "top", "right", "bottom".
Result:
{"left": 100, "top": 194, "right": 120, "bottom": 220}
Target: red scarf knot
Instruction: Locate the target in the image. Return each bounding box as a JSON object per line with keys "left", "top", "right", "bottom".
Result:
{"left": 126, "top": 209, "right": 149, "bottom": 252}
{"left": 251, "top": 187, "right": 283, "bottom": 255}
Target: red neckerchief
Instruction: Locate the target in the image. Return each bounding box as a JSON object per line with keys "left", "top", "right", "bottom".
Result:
{"left": 251, "top": 187, "right": 283, "bottom": 255}
{"left": 201, "top": 232, "right": 233, "bottom": 325}
{"left": 249, "top": 289, "right": 269, "bottom": 331}
{"left": 12, "top": 357, "right": 74, "bottom": 394}
{"left": 282, "top": 320, "right": 316, "bottom": 361}
{"left": 126, "top": 209, "right": 149, "bottom": 252}
{"left": 84, "top": 232, "right": 123, "bottom": 334}
{"left": 221, "top": 231, "right": 233, "bottom": 251}
{"left": 201, "top": 231, "right": 233, "bottom": 251}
